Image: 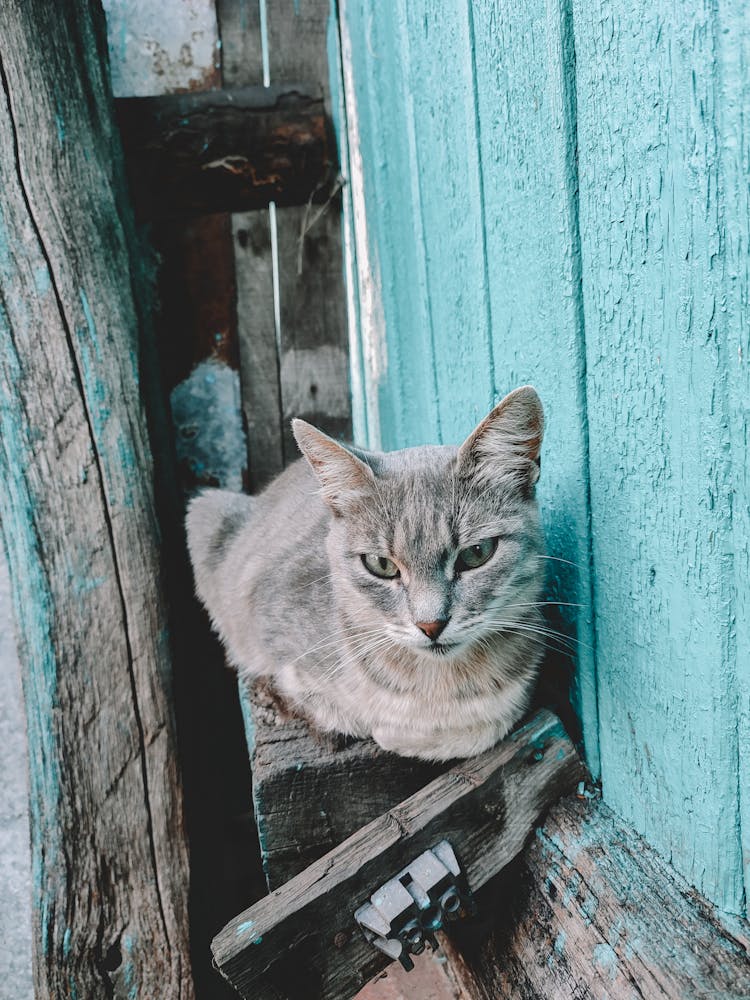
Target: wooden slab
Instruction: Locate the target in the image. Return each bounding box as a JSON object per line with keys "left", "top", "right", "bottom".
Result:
{"left": 243, "top": 681, "right": 445, "bottom": 889}
{"left": 116, "top": 85, "right": 334, "bottom": 218}
{"left": 266, "top": 0, "right": 352, "bottom": 463}
{"left": 231, "top": 210, "right": 286, "bottom": 491}
{"left": 442, "top": 795, "right": 750, "bottom": 999}
{"left": 213, "top": 709, "right": 584, "bottom": 999}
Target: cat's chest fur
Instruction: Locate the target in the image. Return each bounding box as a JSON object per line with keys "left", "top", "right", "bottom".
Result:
{"left": 187, "top": 387, "right": 547, "bottom": 762}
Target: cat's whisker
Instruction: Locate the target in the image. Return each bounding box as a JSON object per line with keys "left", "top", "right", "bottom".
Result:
{"left": 479, "top": 618, "right": 589, "bottom": 652}
{"left": 309, "top": 627, "right": 388, "bottom": 661}
{"left": 312, "top": 630, "right": 390, "bottom": 672}
{"left": 460, "top": 608, "right": 584, "bottom": 647}
{"left": 535, "top": 554, "right": 587, "bottom": 572}
{"left": 481, "top": 628, "right": 551, "bottom": 653}
{"left": 502, "top": 601, "right": 586, "bottom": 611}
{"left": 285, "top": 624, "right": 386, "bottom": 668}
{"left": 297, "top": 571, "right": 333, "bottom": 591}
{"left": 315, "top": 634, "right": 394, "bottom": 686}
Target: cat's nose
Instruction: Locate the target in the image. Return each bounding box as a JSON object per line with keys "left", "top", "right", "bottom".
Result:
{"left": 416, "top": 619, "right": 449, "bottom": 641}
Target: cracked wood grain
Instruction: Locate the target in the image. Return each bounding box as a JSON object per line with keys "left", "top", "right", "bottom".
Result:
{"left": 0, "top": 1, "right": 192, "bottom": 996}
{"left": 442, "top": 795, "right": 750, "bottom": 999}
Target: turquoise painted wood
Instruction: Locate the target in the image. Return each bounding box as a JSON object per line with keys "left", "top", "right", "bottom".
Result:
{"left": 334, "top": 0, "right": 748, "bottom": 918}
{"left": 572, "top": 0, "right": 748, "bottom": 916}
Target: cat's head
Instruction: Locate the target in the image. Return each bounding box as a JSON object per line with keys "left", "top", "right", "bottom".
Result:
{"left": 293, "top": 386, "right": 545, "bottom": 659}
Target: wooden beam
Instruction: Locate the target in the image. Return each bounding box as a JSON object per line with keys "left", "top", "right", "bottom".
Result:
{"left": 0, "top": 0, "right": 193, "bottom": 996}
{"left": 116, "top": 85, "right": 336, "bottom": 218}
{"left": 442, "top": 795, "right": 750, "bottom": 999}
{"left": 213, "top": 709, "right": 584, "bottom": 999}
{"left": 243, "top": 681, "right": 445, "bottom": 890}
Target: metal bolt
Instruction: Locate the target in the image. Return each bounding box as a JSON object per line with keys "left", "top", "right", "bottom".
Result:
{"left": 440, "top": 888, "right": 461, "bottom": 916}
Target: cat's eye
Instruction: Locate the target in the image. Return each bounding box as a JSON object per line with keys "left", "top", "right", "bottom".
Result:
{"left": 455, "top": 537, "right": 498, "bottom": 573}
{"left": 361, "top": 553, "right": 400, "bottom": 579}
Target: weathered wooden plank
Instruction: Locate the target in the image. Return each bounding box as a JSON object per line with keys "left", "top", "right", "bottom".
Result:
{"left": 326, "top": 2, "right": 370, "bottom": 447}
{"left": 0, "top": 0, "right": 193, "bottom": 996}
{"left": 105, "top": 4, "right": 264, "bottom": 996}
{"left": 0, "top": 548, "right": 33, "bottom": 999}
{"left": 215, "top": 1, "right": 283, "bottom": 492}
{"left": 231, "top": 211, "right": 285, "bottom": 491}
{"left": 442, "top": 795, "right": 750, "bottom": 999}
{"left": 213, "top": 709, "right": 584, "bottom": 1000}
{"left": 397, "top": 0, "right": 495, "bottom": 445}
{"left": 116, "top": 85, "right": 333, "bottom": 218}
{"left": 267, "top": 0, "right": 335, "bottom": 86}
{"left": 572, "top": 0, "right": 746, "bottom": 914}
{"left": 335, "top": 0, "right": 438, "bottom": 450}
{"left": 719, "top": 0, "right": 750, "bottom": 909}
{"left": 265, "top": 0, "right": 352, "bottom": 460}
{"left": 274, "top": 203, "right": 352, "bottom": 459}
{"left": 244, "top": 680, "right": 445, "bottom": 889}
{"left": 216, "top": 0, "right": 263, "bottom": 87}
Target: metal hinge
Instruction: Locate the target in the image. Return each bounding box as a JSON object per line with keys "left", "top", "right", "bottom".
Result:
{"left": 354, "top": 840, "right": 476, "bottom": 971}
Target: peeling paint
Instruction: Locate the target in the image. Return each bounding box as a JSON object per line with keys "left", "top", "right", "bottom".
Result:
{"left": 235, "top": 919, "right": 262, "bottom": 943}
{"left": 553, "top": 929, "right": 566, "bottom": 956}
{"left": 33, "top": 266, "right": 51, "bottom": 296}
{"left": 592, "top": 942, "right": 619, "bottom": 982}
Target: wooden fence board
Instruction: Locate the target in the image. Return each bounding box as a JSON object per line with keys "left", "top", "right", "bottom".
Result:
{"left": 572, "top": 0, "right": 746, "bottom": 914}
{"left": 216, "top": 0, "right": 283, "bottom": 493}
{"left": 274, "top": 203, "right": 352, "bottom": 460}
{"left": 467, "top": 0, "right": 599, "bottom": 772}
{"left": 266, "top": 0, "right": 352, "bottom": 462}
{"left": 0, "top": 1, "right": 192, "bottom": 996}
{"left": 232, "top": 210, "right": 286, "bottom": 491}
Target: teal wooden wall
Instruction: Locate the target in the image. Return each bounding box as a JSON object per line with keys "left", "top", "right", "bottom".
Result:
{"left": 332, "top": 0, "right": 749, "bottom": 919}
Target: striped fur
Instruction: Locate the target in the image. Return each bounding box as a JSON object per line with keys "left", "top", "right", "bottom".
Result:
{"left": 186, "top": 387, "right": 547, "bottom": 760}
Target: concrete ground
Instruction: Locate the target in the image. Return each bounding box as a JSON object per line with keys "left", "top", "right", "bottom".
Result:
{"left": 0, "top": 545, "right": 33, "bottom": 1000}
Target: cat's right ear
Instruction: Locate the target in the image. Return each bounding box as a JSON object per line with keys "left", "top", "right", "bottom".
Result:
{"left": 457, "top": 385, "right": 544, "bottom": 492}
{"left": 292, "top": 419, "right": 375, "bottom": 516}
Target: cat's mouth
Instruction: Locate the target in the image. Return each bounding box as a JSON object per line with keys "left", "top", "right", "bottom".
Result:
{"left": 429, "top": 641, "right": 455, "bottom": 656}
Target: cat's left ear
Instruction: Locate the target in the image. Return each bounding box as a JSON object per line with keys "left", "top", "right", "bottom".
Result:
{"left": 457, "top": 386, "right": 544, "bottom": 491}
{"left": 292, "top": 419, "right": 375, "bottom": 516}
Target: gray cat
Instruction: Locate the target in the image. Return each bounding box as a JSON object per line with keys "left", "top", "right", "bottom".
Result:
{"left": 186, "top": 385, "right": 546, "bottom": 761}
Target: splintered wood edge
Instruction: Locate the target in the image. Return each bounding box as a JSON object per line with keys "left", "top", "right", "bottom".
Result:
{"left": 212, "top": 709, "right": 585, "bottom": 999}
